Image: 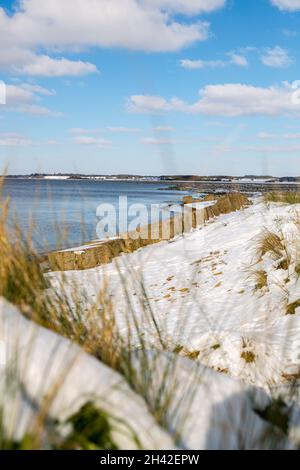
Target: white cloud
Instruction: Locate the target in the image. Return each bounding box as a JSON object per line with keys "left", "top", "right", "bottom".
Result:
{"left": 70, "top": 126, "right": 141, "bottom": 135}
{"left": 0, "top": 133, "right": 32, "bottom": 146}
{"left": 127, "top": 82, "right": 300, "bottom": 117}
{"left": 0, "top": 47, "right": 98, "bottom": 78}
{"left": 143, "top": 0, "right": 226, "bottom": 15}
{"left": 180, "top": 59, "right": 225, "bottom": 69}
{"left": 74, "top": 135, "right": 112, "bottom": 147}
{"left": 270, "top": 0, "right": 300, "bottom": 11}
{"left": 69, "top": 128, "right": 101, "bottom": 135}
{"left": 261, "top": 46, "right": 293, "bottom": 68}
{"left": 15, "top": 105, "right": 63, "bottom": 117}
{"left": 107, "top": 127, "right": 141, "bottom": 133}
{"left": 20, "top": 56, "right": 99, "bottom": 77}
{"left": 20, "top": 83, "right": 56, "bottom": 96}
{"left": 0, "top": 0, "right": 224, "bottom": 77}
{"left": 127, "top": 95, "right": 187, "bottom": 113}
{"left": 229, "top": 53, "right": 248, "bottom": 67}
{"left": 5, "top": 84, "right": 35, "bottom": 105}
{"left": 4, "top": 83, "right": 61, "bottom": 116}
{"left": 181, "top": 52, "right": 248, "bottom": 70}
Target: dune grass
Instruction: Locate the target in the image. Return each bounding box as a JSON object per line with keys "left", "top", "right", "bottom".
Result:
{"left": 256, "top": 230, "right": 285, "bottom": 261}
{"left": 264, "top": 192, "right": 300, "bottom": 205}
{"left": 253, "top": 269, "right": 268, "bottom": 291}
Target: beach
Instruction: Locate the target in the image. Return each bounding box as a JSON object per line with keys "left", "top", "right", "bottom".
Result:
{"left": 2, "top": 192, "right": 300, "bottom": 449}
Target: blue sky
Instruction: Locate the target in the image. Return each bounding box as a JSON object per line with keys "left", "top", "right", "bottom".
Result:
{"left": 1, "top": 0, "right": 300, "bottom": 176}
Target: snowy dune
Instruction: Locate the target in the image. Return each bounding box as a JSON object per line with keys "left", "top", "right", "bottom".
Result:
{"left": 49, "top": 198, "right": 300, "bottom": 390}
{"left": 1, "top": 197, "right": 300, "bottom": 448}
{"left": 1, "top": 298, "right": 296, "bottom": 449}
{"left": 0, "top": 298, "right": 174, "bottom": 450}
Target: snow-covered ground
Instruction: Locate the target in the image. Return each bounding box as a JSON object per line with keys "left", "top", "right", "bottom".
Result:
{"left": 43, "top": 175, "right": 70, "bottom": 180}
{"left": 0, "top": 298, "right": 174, "bottom": 450}
{"left": 2, "top": 197, "right": 300, "bottom": 449}
{"left": 49, "top": 198, "right": 300, "bottom": 392}
{"left": 0, "top": 298, "right": 296, "bottom": 449}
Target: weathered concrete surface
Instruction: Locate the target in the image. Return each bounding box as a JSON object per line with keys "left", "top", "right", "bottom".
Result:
{"left": 48, "top": 193, "right": 250, "bottom": 272}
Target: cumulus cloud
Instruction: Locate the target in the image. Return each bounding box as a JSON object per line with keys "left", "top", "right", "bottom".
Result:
{"left": 261, "top": 46, "right": 293, "bottom": 68}
{"left": 4, "top": 83, "right": 61, "bottom": 116}
{"left": 270, "top": 0, "right": 300, "bottom": 11}
{"left": 20, "top": 56, "right": 99, "bottom": 77}
{"left": 127, "top": 82, "right": 300, "bottom": 117}
{"left": 5, "top": 84, "right": 36, "bottom": 106}
{"left": 127, "top": 95, "right": 187, "bottom": 113}
{"left": 0, "top": 0, "right": 225, "bottom": 77}
{"left": 0, "top": 46, "right": 98, "bottom": 77}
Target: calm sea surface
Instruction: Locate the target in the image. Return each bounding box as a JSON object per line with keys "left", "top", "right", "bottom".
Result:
{"left": 1, "top": 179, "right": 188, "bottom": 251}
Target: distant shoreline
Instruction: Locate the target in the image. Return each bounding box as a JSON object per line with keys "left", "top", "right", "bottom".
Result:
{"left": 3, "top": 176, "right": 300, "bottom": 195}
{"left": 3, "top": 174, "right": 300, "bottom": 184}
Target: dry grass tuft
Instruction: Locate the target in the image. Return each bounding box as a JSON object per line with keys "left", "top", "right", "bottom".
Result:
{"left": 256, "top": 230, "right": 286, "bottom": 262}
{"left": 241, "top": 351, "right": 256, "bottom": 363}
{"left": 173, "top": 345, "right": 200, "bottom": 360}
{"left": 264, "top": 192, "right": 300, "bottom": 205}
{"left": 0, "top": 185, "right": 124, "bottom": 370}
{"left": 253, "top": 270, "right": 268, "bottom": 291}
{"left": 286, "top": 300, "right": 300, "bottom": 316}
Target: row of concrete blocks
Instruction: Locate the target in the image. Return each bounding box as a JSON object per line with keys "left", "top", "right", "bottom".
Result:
{"left": 48, "top": 193, "right": 250, "bottom": 272}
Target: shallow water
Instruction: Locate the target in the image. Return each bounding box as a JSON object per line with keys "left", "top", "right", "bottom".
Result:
{"left": 2, "top": 179, "right": 187, "bottom": 251}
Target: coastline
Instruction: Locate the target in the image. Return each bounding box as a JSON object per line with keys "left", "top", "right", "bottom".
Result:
{"left": 48, "top": 193, "right": 250, "bottom": 271}
{"left": 48, "top": 195, "right": 300, "bottom": 392}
